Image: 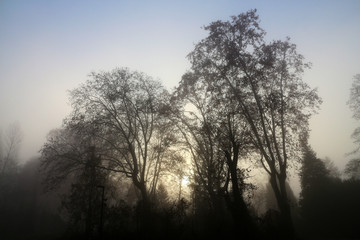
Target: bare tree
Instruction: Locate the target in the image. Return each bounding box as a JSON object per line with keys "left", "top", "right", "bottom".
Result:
{"left": 0, "top": 122, "right": 22, "bottom": 175}
{"left": 171, "top": 71, "right": 257, "bottom": 234}
{"left": 186, "top": 10, "right": 321, "bottom": 236}
{"left": 40, "top": 127, "right": 101, "bottom": 191}
{"left": 344, "top": 74, "right": 360, "bottom": 180}
{"left": 41, "top": 68, "right": 174, "bottom": 208}
{"left": 170, "top": 78, "right": 227, "bottom": 212}
{"left": 348, "top": 74, "right": 360, "bottom": 122}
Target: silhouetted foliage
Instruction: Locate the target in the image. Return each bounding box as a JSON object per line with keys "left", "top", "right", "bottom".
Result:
{"left": 346, "top": 74, "right": 360, "bottom": 180}
{"left": 170, "top": 66, "right": 259, "bottom": 236}
{"left": 348, "top": 74, "right": 360, "bottom": 121}
{"left": 344, "top": 158, "right": 360, "bottom": 180}
{"left": 299, "top": 136, "right": 360, "bottom": 239}
{"left": 65, "top": 68, "right": 173, "bottom": 204}
{"left": 184, "top": 9, "right": 321, "bottom": 238}
{"left": 300, "top": 176, "right": 360, "bottom": 239}
{"left": 60, "top": 147, "right": 108, "bottom": 239}
{"left": 300, "top": 139, "right": 329, "bottom": 197}
{"left": 299, "top": 139, "right": 330, "bottom": 234}
{"left": 40, "top": 68, "right": 180, "bottom": 237}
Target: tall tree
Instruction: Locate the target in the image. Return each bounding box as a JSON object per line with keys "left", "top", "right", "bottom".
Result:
{"left": 60, "top": 147, "right": 107, "bottom": 238}
{"left": 347, "top": 74, "right": 360, "bottom": 179}
{"left": 299, "top": 135, "right": 360, "bottom": 238}
{"left": 41, "top": 68, "right": 173, "bottom": 208}
{"left": 186, "top": 10, "right": 321, "bottom": 236}
{"left": 170, "top": 76, "right": 226, "bottom": 212}
{"left": 299, "top": 136, "right": 330, "bottom": 207}
{"left": 172, "top": 71, "right": 256, "bottom": 235}
{"left": 348, "top": 74, "right": 360, "bottom": 122}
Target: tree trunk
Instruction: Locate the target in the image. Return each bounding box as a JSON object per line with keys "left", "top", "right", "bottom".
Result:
{"left": 269, "top": 174, "right": 295, "bottom": 238}
{"left": 228, "top": 162, "right": 256, "bottom": 236}
{"left": 133, "top": 178, "right": 152, "bottom": 236}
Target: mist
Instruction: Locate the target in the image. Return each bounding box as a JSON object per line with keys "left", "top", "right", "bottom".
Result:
{"left": 1, "top": 1, "right": 360, "bottom": 239}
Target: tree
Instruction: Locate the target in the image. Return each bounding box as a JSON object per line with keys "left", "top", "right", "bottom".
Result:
{"left": 41, "top": 68, "right": 174, "bottom": 232}
{"left": 40, "top": 125, "right": 111, "bottom": 237}
{"left": 186, "top": 9, "right": 321, "bottom": 237}
{"left": 344, "top": 159, "right": 360, "bottom": 180}
{"left": 347, "top": 74, "right": 360, "bottom": 178}
{"left": 323, "top": 157, "right": 340, "bottom": 179}
{"left": 40, "top": 127, "right": 99, "bottom": 191}
{"left": 0, "top": 123, "right": 23, "bottom": 231}
{"left": 60, "top": 147, "right": 107, "bottom": 238}
{"left": 299, "top": 136, "right": 360, "bottom": 238}
{"left": 166, "top": 153, "right": 187, "bottom": 201}
{"left": 348, "top": 74, "right": 360, "bottom": 121}
{"left": 299, "top": 139, "right": 329, "bottom": 207}
{"left": 170, "top": 70, "right": 257, "bottom": 236}
{"left": 170, "top": 78, "right": 226, "bottom": 213}
{"left": 0, "top": 122, "right": 22, "bottom": 176}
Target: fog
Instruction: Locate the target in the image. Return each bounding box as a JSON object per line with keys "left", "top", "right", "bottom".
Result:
{"left": 1, "top": 1, "right": 359, "bottom": 170}
{"left": 1, "top": 1, "right": 360, "bottom": 239}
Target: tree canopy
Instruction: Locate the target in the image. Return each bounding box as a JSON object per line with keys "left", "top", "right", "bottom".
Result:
{"left": 41, "top": 68, "right": 175, "bottom": 204}
{"left": 184, "top": 9, "right": 321, "bottom": 237}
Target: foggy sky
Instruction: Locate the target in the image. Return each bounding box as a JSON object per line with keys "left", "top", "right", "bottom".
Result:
{"left": 0, "top": 0, "right": 360, "bottom": 171}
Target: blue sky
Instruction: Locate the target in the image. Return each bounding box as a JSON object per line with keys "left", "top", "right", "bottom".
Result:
{"left": 1, "top": 0, "right": 360, "bottom": 172}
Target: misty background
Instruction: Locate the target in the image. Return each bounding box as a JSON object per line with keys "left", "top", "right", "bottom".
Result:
{"left": 1, "top": 1, "right": 359, "bottom": 174}
{"left": 1, "top": 1, "right": 360, "bottom": 240}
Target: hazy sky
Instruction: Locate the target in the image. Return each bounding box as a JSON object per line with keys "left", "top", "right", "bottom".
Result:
{"left": 1, "top": 0, "right": 359, "bottom": 171}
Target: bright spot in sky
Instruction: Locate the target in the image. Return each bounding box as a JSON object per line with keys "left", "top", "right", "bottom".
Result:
{"left": 181, "top": 176, "right": 189, "bottom": 186}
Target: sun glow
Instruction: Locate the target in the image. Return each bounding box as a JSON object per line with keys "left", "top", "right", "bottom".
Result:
{"left": 181, "top": 176, "right": 189, "bottom": 186}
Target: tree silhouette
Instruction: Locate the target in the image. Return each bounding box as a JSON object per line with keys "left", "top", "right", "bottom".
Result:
{"left": 348, "top": 74, "right": 360, "bottom": 121}
{"left": 59, "top": 147, "right": 107, "bottom": 238}
{"left": 170, "top": 69, "right": 258, "bottom": 236}
{"left": 170, "top": 73, "right": 227, "bottom": 214}
{"left": 42, "top": 69, "right": 174, "bottom": 205}
{"left": 344, "top": 159, "right": 360, "bottom": 180}
{"left": 299, "top": 138, "right": 330, "bottom": 220}
{"left": 40, "top": 68, "right": 178, "bottom": 237}
{"left": 0, "top": 123, "right": 22, "bottom": 176}
{"left": 299, "top": 142, "right": 360, "bottom": 238}
{"left": 346, "top": 74, "right": 360, "bottom": 180}
{"left": 185, "top": 9, "right": 321, "bottom": 237}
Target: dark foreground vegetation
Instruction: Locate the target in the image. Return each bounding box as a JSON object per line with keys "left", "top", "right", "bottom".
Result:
{"left": 1, "top": 155, "right": 360, "bottom": 240}
{"left": 1, "top": 10, "right": 360, "bottom": 239}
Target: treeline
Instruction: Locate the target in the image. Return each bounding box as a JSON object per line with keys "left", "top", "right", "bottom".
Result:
{"left": 1, "top": 10, "right": 360, "bottom": 239}
{"left": 299, "top": 141, "right": 360, "bottom": 238}
{"left": 1, "top": 150, "right": 359, "bottom": 239}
